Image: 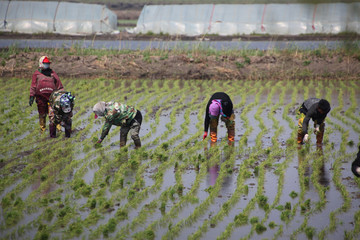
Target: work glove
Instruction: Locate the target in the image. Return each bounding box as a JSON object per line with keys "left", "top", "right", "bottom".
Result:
{"left": 314, "top": 125, "right": 320, "bottom": 134}
{"left": 97, "top": 139, "right": 103, "bottom": 144}
{"left": 203, "top": 131, "right": 208, "bottom": 140}
{"left": 303, "top": 134, "right": 309, "bottom": 143}
{"left": 29, "top": 96, "right": 35, "bottom": 106}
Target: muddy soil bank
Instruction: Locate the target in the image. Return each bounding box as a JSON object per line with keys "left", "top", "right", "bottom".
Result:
{"left": 1, "top": 50, "right": 360, "bottom": 80}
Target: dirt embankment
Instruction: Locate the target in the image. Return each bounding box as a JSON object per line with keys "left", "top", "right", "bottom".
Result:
{"left": 1, "top": 51, "right": 360, "bottom": 80}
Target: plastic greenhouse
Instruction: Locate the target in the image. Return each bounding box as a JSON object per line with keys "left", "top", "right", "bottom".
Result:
{"left": 131, "top": 3, "right": 360, "bottom": 36}
{"left": 0, "top": 1, "right": 117, "bottom": 35}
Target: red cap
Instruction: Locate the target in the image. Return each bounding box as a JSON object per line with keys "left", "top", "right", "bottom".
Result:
{"left": 42, "top": 57, "right": 51, "bottom": 63}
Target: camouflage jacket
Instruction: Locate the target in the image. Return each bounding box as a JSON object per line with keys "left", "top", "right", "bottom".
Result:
{"left": 100, "top": 102, "right": 137, "bottom": 140}
{"left": 49, "top": 90, "right": 74, "bottom": 123}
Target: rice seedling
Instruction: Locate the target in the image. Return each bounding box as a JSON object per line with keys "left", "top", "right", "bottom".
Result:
{"left": 0, "top": 76, "right": 359, "bottom": 239}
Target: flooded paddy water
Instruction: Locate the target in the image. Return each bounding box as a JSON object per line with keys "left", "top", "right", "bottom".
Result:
{"left": 0, "top": 78, "right": 359, "bottom": 240}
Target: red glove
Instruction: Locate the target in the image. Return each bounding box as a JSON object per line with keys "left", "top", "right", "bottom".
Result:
{"left": 97, "top": 139, "right": 103, "bottom": 144}
{"left": 203, "top": 131, "right": 208, "bottom": 140}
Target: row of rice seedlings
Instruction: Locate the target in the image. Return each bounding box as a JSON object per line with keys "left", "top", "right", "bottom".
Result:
{"left": 249, "top": 82, "right": 290, "bottom": 237}
{"left": 254, "top": 81, "right": 272, "bottom": 148}
{"left": 128, "top": 81, "right": 228, "bottom": 237}
{"left": 160, "top": 143, "right": 229, "bottom": 239}
{"left": 185, "top": 82, "right": 250, "bottom": 239}
{"left": 291, "top": 145, "right": 333, "bottom": 239}
{"left": 236, "top": 81, "right": 261, "bottom": 146}
{"left": 314, "top": 83, "right": 352, "bottom": 238}
{"left": 142, "top": 82, "right": 185, "bottom": 146}
{"left": 214, "top": 82, "right": 276, "bottom": 239}
{"left": 0, "top": 79, "right": 155, "bottom": 236}
{"left": 2, "top": 146, "right": 76, "bottom": 237}
{"left": 242, "top": 83, "right": 287, "bottom": 238}
{"left": 94, "top": 83, "right": 210, "bottom": 238}
{"left": 343, "top": 81, "right": 360, "bottom": 133}
{"left": 278, "top": 81, "right": 309, "bottom": 237}
{"left": 1, "top": 78, "right": 132, "bottom": 237}
{"left": 105, "top": 86, "right": 202, "bottom": 237}
{"left": 110, "top": 142, "right": 204, "bottom": 238}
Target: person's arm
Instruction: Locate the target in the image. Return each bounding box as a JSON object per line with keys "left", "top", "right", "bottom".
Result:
{"left": 30, "top": 72, "right": 38, "bottom": 97}
{"left": 204, "top": 100, "right": 211, "bottom": 133}
{"left": 100, "top": 121, "right": 112, "bottom": 141}
{"left": 29, "top": 72, "right": 38, "bottom": 106}
{"left": 302, "top": 105, "right": 317, "bottom": 134}
{"left": 52, "top": 71, "right": 64, "bottom": 90}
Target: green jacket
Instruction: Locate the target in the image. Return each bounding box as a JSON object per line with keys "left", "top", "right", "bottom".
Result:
{"left": 100, "top": 102, "right": 137, "bottom": 140}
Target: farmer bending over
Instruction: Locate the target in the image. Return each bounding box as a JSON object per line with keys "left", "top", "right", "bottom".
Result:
{"left": 297, "top": 98, "right": 331, "bottom": 146}
{"left": 29, "top": 56, "right": 64, "bottom": 133}
{"left": 93, "top": 101, "right": 142, "bottom": 149}
{"left": 203, "top": 92, "right": 235, "bottom": 145}
{"left": 48, "top": 90, "right": 75, "bottom": 138}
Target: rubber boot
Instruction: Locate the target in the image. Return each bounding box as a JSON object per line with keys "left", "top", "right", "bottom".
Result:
{"left": 209, "top": 118, "right": 218, "bottom": 143}
{"left": 227, "top": 125, "right": 235, "bottom": 146}
{"left": 65, "top": 128, "right": 71, "bottom": 138}
{"left": 316, "top": 124, "right": 325, "bottom": 146}
{"left": 64, "top": 120, "right": 72, "bottom": 138}
{"left": 297, "top": 131, "right": 304, "bottom": 145}
{"left": 39, "top": 114, "right": 46, "bottom": 133}
{"left": 120, "top": 141, "right": 126, "bottom": 148}
{"left": 133, "top": 138, "right": 141, "bottom": 149}
{"left": 49, "top": 123, "right": 56, "bottom": 138}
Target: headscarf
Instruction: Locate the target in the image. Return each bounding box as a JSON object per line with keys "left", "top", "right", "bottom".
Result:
{"left": 93, "top": 101, "right": 106, "bottom": 119}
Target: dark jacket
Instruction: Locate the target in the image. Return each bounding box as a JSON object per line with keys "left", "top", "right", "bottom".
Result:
{"left": 351, "top": 146, "right": 360, "bottom": 177}
{"left": 204, "top": 92, "right": 233, "bottom": 132}
{"left": 300, "top": 98, "right": 330, "bottom": 134}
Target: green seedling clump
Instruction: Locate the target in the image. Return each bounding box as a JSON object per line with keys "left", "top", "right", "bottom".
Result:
{"left": 280, "top": 210, "right": 291, "bottom": 222}
{"left": 257, "top": 195, "right": 268, "bottom": 208}
{"left": 255, "top": 223, "right": 267, "bottom": 234}
{"left": 305, "top": 226, "right": 316, "bottom": 239}
{"left": 289, "top": 191, "right": 298, "bottom": 199}
{"left": 116, "top": 209, "right": 128, "bottom": 221}
{"left": 234, "top": 213, "right": 248, "bottom": 226}
{"left": 285, "top": 202, "right": 292, "bottom": 210}
{"left": 269, "top": 221, "right": 277, "bottom": 229}
{"left": 250, "top": 216, "right": 259, "bottom": 224}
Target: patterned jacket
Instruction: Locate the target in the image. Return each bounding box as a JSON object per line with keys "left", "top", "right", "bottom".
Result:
{"left": 49, "top": 90, "right": 74, "bottom": 124}
{"left": 100, "top": 102, "right": 137, "bottom": 140}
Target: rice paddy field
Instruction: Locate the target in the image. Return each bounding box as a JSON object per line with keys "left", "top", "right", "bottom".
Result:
{"left": 0, "top": 77, "right": 360, "bottom": 240}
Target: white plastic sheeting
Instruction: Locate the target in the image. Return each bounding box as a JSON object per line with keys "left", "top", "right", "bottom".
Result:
{"left": 0, "top": 1, "right": 117, "bottom": 35}
{"left": 132, "top": 3, "right": 360, "bottom": 36}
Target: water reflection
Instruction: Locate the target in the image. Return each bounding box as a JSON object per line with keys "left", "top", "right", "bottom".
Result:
{"left": 204, "top": 141, "right": 234, "bottom": 187}
{"left": 208, "top": 164, "right": 219, "bottom": 186}
{"left": 297, "top": 145, "right": 329, "bottom": 187}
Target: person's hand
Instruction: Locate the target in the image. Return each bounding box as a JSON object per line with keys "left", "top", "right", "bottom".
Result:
{"left": 203, "top": 132, "right": 208, "bottom": 140}
{"left": 303, "top": 134, "right": 309, "bottom": 143}
{"left": 352, "top": 161, "right": 360, "bottom": 177}
{"left": 97, "top": 139, "right": 103, "bottom": 144}
{"left": 314, "top": 125, "right": 320, "bottom": 134}
{"left": 29, "top": 96, "right": 35, "bottom": 106}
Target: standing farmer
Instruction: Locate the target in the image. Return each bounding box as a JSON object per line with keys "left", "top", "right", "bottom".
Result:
{"left": 29, "top": 56, "right": 64, "bottom": 133}
{"left": 93, "top": 101, "right": 142, "bottom": 149}
{"left": 203, "top": 92, "right": 235, "bottom": 145}
{"left": 48, "top": 90, "right": 75, "bottom": 138}
{"left": 297, "top": 98, "right": 331, "bottom": 146}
